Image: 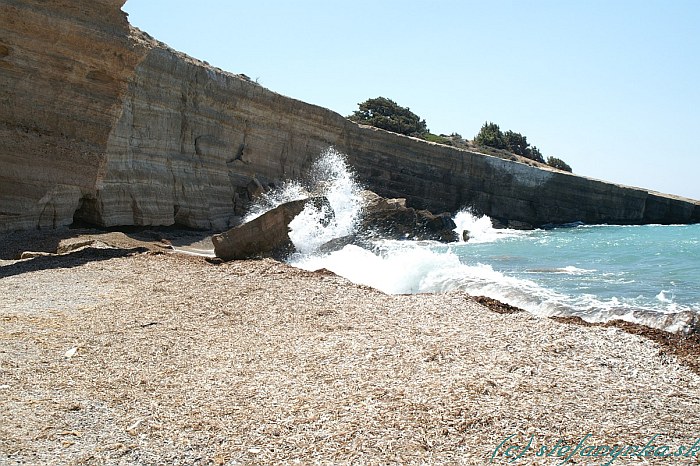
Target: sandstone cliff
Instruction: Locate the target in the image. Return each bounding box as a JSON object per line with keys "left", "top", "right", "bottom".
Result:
{"left": 0, "top": 0, "right": 144, "bottom": 230}
{"left": 1, "top": 0, "right": 698, "bottom": 232}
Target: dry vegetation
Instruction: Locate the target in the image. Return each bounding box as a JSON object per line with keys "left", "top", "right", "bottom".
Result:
{"left": 1, "top": 232, "right": 700, "bottom": 465}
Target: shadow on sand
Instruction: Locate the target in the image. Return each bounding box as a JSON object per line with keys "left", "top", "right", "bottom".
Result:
{"left": 0, "top": 226, "right": 216, "bottom": 278}
{"left": 0, "top": 246, "right": 150, "bottom": 279}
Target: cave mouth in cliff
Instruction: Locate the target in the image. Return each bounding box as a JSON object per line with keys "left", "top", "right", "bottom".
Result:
{"left": 72, "top": 194, "right": 103, "bottom": 228}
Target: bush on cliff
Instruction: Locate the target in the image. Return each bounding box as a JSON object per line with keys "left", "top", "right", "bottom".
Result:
{"left": 546, "top": 156, "right": 573, "bottom": 172}
{"left": 474, "top": 122, "right": 506, "bottom": 150}
{"left": 529, "top": 146, "right": 545, "bottom": 163}
{"left": 348, "top": 97, "right": 428, "bottom": 137}
{"left": 474, "top": 122, "right": 550, "bottom": 165}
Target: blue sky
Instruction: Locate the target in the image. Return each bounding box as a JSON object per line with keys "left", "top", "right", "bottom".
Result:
{"left": 123, "top": 1, "right": 699, "bottom": 200}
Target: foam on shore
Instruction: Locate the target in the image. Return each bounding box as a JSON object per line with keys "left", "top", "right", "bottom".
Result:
{"left": 245, "top": 148, "right": 700, "bottom": 334}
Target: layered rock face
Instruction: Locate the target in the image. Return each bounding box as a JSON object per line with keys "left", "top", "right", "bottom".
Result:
{"left": 1, "top": 0, "right": 698, "bottom": 232}
{"left": 0, "top": 0, "right": 146, "bottom": 230}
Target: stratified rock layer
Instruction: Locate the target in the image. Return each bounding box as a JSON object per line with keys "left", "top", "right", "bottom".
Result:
{"left": 1, "top": 0, "right": 699, "bottom": 232}
{"left": 0, "top": 0, "right": 145, "bottom": 230}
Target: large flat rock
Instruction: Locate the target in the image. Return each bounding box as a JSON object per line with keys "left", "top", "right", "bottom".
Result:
{"left": 212, "top": 197, "right": 329, "bottom": 261}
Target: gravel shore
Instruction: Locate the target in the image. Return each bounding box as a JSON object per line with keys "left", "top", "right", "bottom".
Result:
{"left": 1, "top": 232, "right": 700, "bottom": 465}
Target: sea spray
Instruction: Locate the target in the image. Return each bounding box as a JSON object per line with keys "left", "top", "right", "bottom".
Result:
{"left": 292, "top": 241, "right": 466, "bottom": 294}
{"left": 241, "top": 147, "right": 364, "bottom": 255}
{"left": 452, "top": 208, "right": 529, "bottom": 243}
{"left": 243, "top": 148, "right": 700, "bottom": 334}
{"left": 287, "top": 149, "right": 364, "bottom": 254}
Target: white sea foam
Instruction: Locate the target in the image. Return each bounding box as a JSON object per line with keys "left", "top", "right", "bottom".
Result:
{"left": 452, "top": 209, "right": 528, "bottom": 243}
{"left": 293, "top": 244, "right": 463, "bottom": 294}
{"left": 656, "top": 290, "right": 673, "bottom": 303}
{"left": 526, "top": 265, "right": 596, "bottom": 275}
{"left": 453, "top": 209, "right": 495, "bottom": 242}
{"left": 288, "top": 149, "right": 363, "bottom": 254}
{"left": 242, "top": 148, "right": 363, "bottom": 255}
{"left": 244, "top": 148, "right": 699, "bottom": 334}
{"left": 559, "top": 265, "right": 595, "bottom": 274}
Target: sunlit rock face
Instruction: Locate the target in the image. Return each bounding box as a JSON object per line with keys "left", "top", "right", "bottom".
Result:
{"left": 1, "top": 0, "right": 698, "bottom": 232}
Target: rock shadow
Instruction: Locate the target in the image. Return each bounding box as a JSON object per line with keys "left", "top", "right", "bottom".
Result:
{"left": 0, "top": 246, "right": 148, "bottom": 279}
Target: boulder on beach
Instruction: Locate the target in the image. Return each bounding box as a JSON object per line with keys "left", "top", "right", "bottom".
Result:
{"left": 213, "top": 190, "right": 459, "bottom": 261}
{"left": 212, "top": 197, "right": 332, "bottom": 261}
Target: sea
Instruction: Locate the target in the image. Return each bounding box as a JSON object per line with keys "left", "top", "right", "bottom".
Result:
{"left": 248, "top": 149, "right": 700, "bottom": 334}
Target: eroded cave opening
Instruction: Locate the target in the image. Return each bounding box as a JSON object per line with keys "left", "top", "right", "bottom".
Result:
{"left": 71, "top": 194, "right": 103, "bottom": 228}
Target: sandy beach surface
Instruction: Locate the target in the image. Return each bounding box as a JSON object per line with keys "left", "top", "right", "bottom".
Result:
{"left": 1, "top": 230, "right": 700, "bottom": 465}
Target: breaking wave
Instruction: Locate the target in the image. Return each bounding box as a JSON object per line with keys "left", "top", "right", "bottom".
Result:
{"left": 243, "top": 148, "right": 700, "bottom": 334}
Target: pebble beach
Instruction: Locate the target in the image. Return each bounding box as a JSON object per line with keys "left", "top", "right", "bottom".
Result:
{"left": 1, "top": 231, "right": 700, "bottom": 465}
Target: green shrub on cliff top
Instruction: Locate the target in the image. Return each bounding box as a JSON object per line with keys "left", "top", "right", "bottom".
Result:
{"left": 474, "top": 122, "right": 506, "bottom": 150}
{"left": 546, "top": 156, "right": 573, "bottom": 172}
{"left": 348, "top": 97, "right": 428, "bottom": 137}
{"left": 475, "top": 122, "right": 549, "bottom": 165}
{"left": 348, "top": 101, "right": 572, "bottom": 172}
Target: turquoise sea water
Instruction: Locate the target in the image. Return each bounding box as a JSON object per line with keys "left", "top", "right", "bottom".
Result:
{"left": 293, "top": 217, "right": 700, "bottom": 333}
{"left": 255, "top": 149, "right": 700, "bottom": 333}
{"left": 435, "top": 222, "right": 700, "bottom": 330}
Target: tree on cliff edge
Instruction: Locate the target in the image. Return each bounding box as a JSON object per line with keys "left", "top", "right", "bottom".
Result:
{"left": 475, "top": 122, "right": 546, "bottom": 164}
{"left": 348, "top": 97, "right": 428, "bottom": 137}
{"left": 546, "top": 156, "right": 573, "bottom": 172}
{"left": 474, "top": 122, "right": 506, "bottom": 149}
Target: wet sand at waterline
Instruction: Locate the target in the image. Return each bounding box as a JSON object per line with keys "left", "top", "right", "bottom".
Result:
{"left": 1, "top": 233, "right": 700, "bottom": 465}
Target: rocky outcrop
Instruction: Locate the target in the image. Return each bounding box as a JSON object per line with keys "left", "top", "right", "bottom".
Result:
{"left": 1, "top": 0, "right": 699, "bottom": 233}
{"left": 213, "top": 191, "right": 457, "bottom": 260}
{"left": 212, "top": 197, "right": 331, "bottom": 261}
{"left": 360, "top": 191, "right": 458, "bottom": 242}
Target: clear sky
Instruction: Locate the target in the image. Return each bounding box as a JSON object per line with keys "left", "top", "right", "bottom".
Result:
{"left": 123, "top": 1, "right": 700, "bottom": 200}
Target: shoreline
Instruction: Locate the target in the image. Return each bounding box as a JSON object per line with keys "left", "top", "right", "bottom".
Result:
{"left": 2, "top": 229, "right": 700, "bottom": 464}
{"left": 2, "top": 227, "right": 699, "bottom": 374}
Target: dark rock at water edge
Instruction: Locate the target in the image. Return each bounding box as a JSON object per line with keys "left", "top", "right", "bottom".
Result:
{"left": 491, "top": 218, "right": 534, "bottom": 230}
{"left": 540, "top": 221, "right": 586, "bottom": 230}
{"left": 360, "top": 191, "right": 458, "bottom": 242}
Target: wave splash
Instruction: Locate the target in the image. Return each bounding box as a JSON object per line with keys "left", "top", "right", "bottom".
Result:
{"left": 288, "top": 150, "right": 364, "bottom": 254}
{"left": 244, "top": 148, "right": 699, "bottom": 334}
{"left": 242, "top": 147, "right": 364, "bottom": 255}
{"left": 452, "top": 209, "right": 528, "bottom": 243}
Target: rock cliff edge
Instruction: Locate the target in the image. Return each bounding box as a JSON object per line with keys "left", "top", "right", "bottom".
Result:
{"left": 1, "top": 0, "right": 698, "bottom": 232}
